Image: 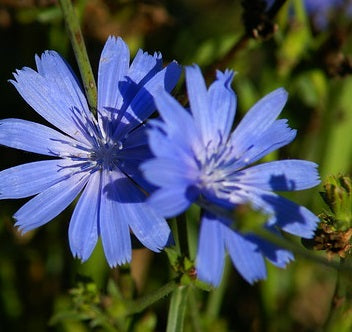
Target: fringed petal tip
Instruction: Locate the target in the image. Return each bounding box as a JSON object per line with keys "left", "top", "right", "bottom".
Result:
{"left": 13, "top": 221, "right": 27, "bottom": 235}
{"left": 215, "top": 68, "right": 236, "bottom": 86}
{"left": 71, "top": 251, "right": 88, "bottom": 263}
{"left": 106, "top": 35, "right": 124, "bottom": 46}
{"left": 246, "top": 231, "right": 295, "bottom": 269}
{"left": 100, "top": 36, "right": 130, "bottom": 65}
{"left": 10, "top": 67, "right": 36, "bottom": 83}
{"left": 14, "top": 217, "right": 39, "bottom": 236}
{"left": 36, "top": 50, "right": 60, "bottom": 61}
{"left": 247, "top": 274, "right": 267, "bottom": 285}
{"left": 153, "top": 51, "right": 162, "bottom": 60}
{"left": 10, "top": 52, "right": 61, "bottom": 82}
{"left": 106, "top": 254, "right": 131, "bottom": 268}
{"left": 269, "top": 211, "right": 319, "bottom": 240}
{"left": 311, "top": 162, "right": 322, "bottom": 186}
{"left": 274, "top": 252, "right": 294, "bottom": 268}
{"left": 133, "top": 49, "right": 162, "bottom": 63}
{"left": 132, "top": 48, "right": 162, "bottom": 67}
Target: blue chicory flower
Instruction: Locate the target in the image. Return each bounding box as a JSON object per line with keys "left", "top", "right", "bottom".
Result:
{"left": 141, "top": 65, "right": 320, "bottom": 286}
{"left": 0, "top": 36, "right": 181, "bottom": 267}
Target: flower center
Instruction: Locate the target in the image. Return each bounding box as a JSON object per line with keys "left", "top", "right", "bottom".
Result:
{"left": 197, "top": 140, "right": 239, "bottom": 201}
{"left": 62, "top": 108, "right": 127, "bottom": 174}
{"left": 91, "top": 139, "right": 124, "bottom": 171}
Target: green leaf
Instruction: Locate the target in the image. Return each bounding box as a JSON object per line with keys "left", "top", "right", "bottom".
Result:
{"left": 166, "top": 286, "right": 189, "bottom": 332}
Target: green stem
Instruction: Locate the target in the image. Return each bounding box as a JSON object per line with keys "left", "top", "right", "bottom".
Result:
{"left": 169, "top": 218, "right": 181, "bottom": 255}
{"left": 176, "top": 213, "right": 189, "bottom": 258}
{"left": 166, "top": 285, "right": 189, "bottom": 332}
{"left": 189, "top": 288, "right": 204, "bottom": 332}
{"left": 58, "top": 0, "right": 97, "bottom": 113}
{"left": 127, "top": 279, "right": 178, "bottom": 315}
{"left": 185, "top": 205, "right": 200, "bottom": 260}
{"left": 324, "top": 256, "right": 352, "bottom": 331}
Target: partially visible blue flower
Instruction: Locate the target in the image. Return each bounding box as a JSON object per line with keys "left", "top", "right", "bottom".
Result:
{"left": 265, "top": 0, "right": 352, "bottom": 30}
{"left": 304, "top": 0, "right": 344, "bottom": 11}
{"left": 142, "top": 65, "right": 320, "bottom": 286}
{"left": 304, "top": 0, "right": 345, "bottom": 29}
{"left": 0, "top": 36, "right": 181, "bottom": 267}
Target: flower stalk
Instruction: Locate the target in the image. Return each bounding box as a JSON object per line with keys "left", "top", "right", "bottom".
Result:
{"left": 166, "top": 285, "right": 190, "bottom": 332}
{"left": 324, "top": 255, "right": 352, "bottom": 331}
{"left": 58, "top": 0, "right": 97, "bottom": 113}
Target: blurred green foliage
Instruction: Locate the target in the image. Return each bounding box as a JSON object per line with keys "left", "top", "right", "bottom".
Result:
{"left": 1, "top": 0, "right": 352, "bottom": 331}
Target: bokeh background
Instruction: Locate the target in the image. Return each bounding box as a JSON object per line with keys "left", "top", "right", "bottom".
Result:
{"left": 0, "top": 0, "right": 352, "bottom": 331}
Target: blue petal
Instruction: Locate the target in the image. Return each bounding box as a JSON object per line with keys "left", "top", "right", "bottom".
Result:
{"left": 151, "top": 88, "right": 201, "bottom": 157}
{"left": 262, "top": 193, "right": 319, "bottom": 238}
{"left": 109, "top": 51, "right": 163, "bottom": 130}
{"left": 14, "top": 172, "right": 89, "bottom": 233}
{"left": 237, "top": 160, "right": 320, "bottom": 191}
{"left": 69, "top": 171, "right": 100, "bottom": 262}
{"left": 141, "top": 158, "right": 198, "bottom": 188}
{"left": 105, "top": 173, "right": 170, "bottom": 252}
{"left": 118, "top": 125, "right": 156, "bottom": 191}
{"left": 117, "top": 144, "right": 151, "bottom": 162}
{"left": 208, "top": 69, "right": 237, "bottom": 141}
{"left": 129, "top": 61, "right": 182, "bottom": 122}
{"left": 0, "top": 159, "right": 77, "bottom": 199}
{"left": 147, "top": 125, "right": 193, "bottom": 164}
{"left": 118, "top": 126, "right": 153, "bottom": 163}
{"left": 230, "top": 88, "right": 288, "bottom": 158}
{"left": 114, "top": 61, "right": 182, "bottom": 138}
{"left": 118, "top": 148, "right": 157, "bottom": 192}
{"left": 147, "top": 186, "right": 196, "bottom": 218}
{"left": 233, "top": 119, "right": 296, "bottom": 167}
{"left": 0, "top": 119, "right": 86, "bottom": 157}
{"left": 127, "top": 49, "right": 163, "bottom": 85}
{"left": 110, "top": 51, "right": 164, "bottom": 134}
{"left": 97, "top": 36, "right": 130, "bottom": 114}
{"left": 242, "top": 190, "right": 319, "bottom": 238}
{"left": 11, "top": 54, "right": 90, "bottom": 143}
{"left": 128, "top": 204, "right": 171, "bottom": 252}
{"left": 121, "top": 124, "right": 148, "bottom": 149}
{"left": 99, "top": 170, "right": 132, "bottom": 266}
{"left": 35, "top": 50, "right": 90, "bottom": 118}
{"left": 118, "top": 159, "right": 157, "bottom": 193}
{"left": 245, "top": 230, "right": 294, "bottom": 268}
{"left": 153, "top": 90, "right": 193, "bottom": 133}
{"left": 196, "top": 213, "right": 226, "bottom": 286}
{"left": 185, "top": 65, "right": 212, "bottom": 144}
{"left": 225, "top": 229, "right": 267, "bottom": 284}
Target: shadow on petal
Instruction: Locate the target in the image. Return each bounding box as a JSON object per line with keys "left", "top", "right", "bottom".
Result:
{"left": 269, "top": 174, "right": 296, "bottom": 191}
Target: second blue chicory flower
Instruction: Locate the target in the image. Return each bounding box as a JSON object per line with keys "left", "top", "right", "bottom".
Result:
{"left": 142, "top": 65, "right": 320, "bottom": 286}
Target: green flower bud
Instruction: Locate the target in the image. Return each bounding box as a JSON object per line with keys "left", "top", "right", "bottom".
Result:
{"left": 320, "top": 175, "right": 352, "bottom": 231}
